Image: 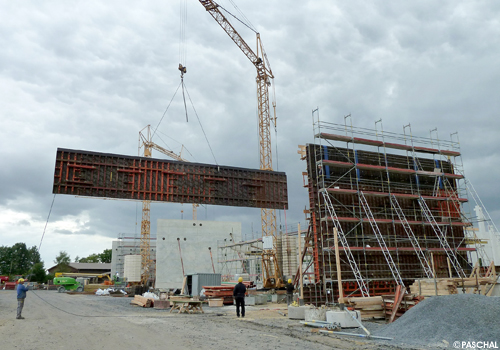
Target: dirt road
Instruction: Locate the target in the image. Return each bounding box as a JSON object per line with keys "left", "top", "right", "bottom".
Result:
{"left": 0, "top": 290, "right": 407, "bottom": 350}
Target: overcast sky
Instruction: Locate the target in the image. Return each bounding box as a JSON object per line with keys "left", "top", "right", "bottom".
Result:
{"left": 1, "top": 0, "right": 499, "bottom": 267}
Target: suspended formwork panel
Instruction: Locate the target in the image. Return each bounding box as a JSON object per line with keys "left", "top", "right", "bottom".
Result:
{"left": 53, "top": 148, "right": 288, "bottom": 209}
{"left": 301, "top": 119, "right": 476, "bottom": 305}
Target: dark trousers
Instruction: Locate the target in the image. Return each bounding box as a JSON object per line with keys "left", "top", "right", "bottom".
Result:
{"left": 286, "top": 293, "right": 293, "bottom": 305}
{"left": 235, "top": 297, "right": 245, "bottom": 317}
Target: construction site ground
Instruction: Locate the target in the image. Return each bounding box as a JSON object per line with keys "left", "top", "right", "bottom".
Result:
{"left": 2, "top": 290, "right": 493, "bottom": 349}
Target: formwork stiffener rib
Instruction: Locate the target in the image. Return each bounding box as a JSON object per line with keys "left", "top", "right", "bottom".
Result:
{"left": 320, "top": 159, "right": 463, "bottom": 179}
{"left": 418, "top": 196, "right": 466, "bottom": 278}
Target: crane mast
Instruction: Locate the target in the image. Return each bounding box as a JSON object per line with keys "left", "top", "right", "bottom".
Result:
{"left": 198, "top": 0, "right": 282, "bottom": 288}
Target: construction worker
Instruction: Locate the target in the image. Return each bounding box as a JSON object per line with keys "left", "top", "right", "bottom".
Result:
{"left": 233, "top": 277, "right": 246, "bottom": 318}
{"left": 285, "top": 278, "right": 294, "bottom": 305}
{"left": 16, "top": 278, "right": 28, "bottom": 320}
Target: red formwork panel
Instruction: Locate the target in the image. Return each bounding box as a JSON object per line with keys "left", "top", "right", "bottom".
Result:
{"left": 52, "top": 148, "right": 288, "bottom": 209}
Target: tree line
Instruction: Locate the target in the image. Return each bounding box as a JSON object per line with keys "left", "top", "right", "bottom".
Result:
{"left": 1, "top": 243, "right": 112, "bottom": 283}
{"left": 0, "top": 243, "right": 46, "bottom": 282}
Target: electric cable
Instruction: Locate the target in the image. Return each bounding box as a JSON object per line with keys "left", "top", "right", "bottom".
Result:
{"left": 30, "top": 290, "right": 226, "bottom": 318}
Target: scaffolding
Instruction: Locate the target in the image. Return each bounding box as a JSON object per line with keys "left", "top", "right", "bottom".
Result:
{"left": 217, "top": 226, "right": 313, "bottom": 285}
{"left": 301, "top": 112, "right": 492, "bottom": 305}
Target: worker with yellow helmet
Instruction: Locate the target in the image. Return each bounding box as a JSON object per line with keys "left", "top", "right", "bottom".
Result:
{"left": 232, "top": 277, "right": 247, "bottom": 318}
{"left": 285, "top": 278, "right": 295, "bottom": 305}
{"left": 16, "top": 278, "right": 28, "bottom": 319}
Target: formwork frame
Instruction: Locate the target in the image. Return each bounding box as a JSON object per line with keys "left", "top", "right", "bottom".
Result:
{"left": 302, "top": 112, "right": 483, "bottom": 305}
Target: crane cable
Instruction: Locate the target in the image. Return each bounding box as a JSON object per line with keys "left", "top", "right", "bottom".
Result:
{"left": 152, "top": 80, "right": 182, "bottom": 139}
{"left": 179, "top": 0, "right": 187, "bottom": 68}
{"left": 183, "top": 82, "right": 218, "bottom": 166}
{"left": 216, "top": 1, "right": 257, "bottom": 34}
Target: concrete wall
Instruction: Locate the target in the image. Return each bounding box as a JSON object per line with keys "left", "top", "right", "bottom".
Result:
{"left": 156, "top": 219, "right": 241, "bottom": 289}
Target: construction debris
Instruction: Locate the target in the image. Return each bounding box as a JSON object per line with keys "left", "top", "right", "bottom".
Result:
{"left": 130, "top": 295, "right": 156, "bottom": 308}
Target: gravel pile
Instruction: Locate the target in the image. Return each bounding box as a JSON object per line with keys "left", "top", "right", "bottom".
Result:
{"left": 374, "top": 294, "right": 500, "bottom": 347}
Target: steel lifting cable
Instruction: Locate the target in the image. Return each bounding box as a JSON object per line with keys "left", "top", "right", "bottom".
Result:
{"left": 179, "top": 0, "right": 188, "bottom": 69}
{"left": 152, "top": 81, "right": 183, "bottom": 139}
{"left": 181, "top": 78, "right": 189, "bottom": 122}
{"left": 182, "top": 82, "right": 218, "bottom": 166}
{"left": 215, "top": 1, "right": 257, "bottom": 34}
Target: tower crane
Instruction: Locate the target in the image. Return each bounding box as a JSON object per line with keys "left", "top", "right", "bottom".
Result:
{"left": 197, "top": 0, "right": 283, "bottom": 288}
{"left": 138, "top": 125, "right": 197, "bottom": 285}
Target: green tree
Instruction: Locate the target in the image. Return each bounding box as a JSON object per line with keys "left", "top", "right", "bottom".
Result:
{"left": 31, "top": 262, "right": 46, "bottom": 283}
{"left": 54, "top": 251, "right": 71, "bottom": 272}
{"left": 0, "top": 245, "right": 12, "bottom": 275}
{"left": 98, "top": 249, "right": 112, "bottom": 263}
{"left": 79, "top": 254, "right": 100, "bottom": 263}
{"left": 1, "top": 243, "right": 41, "bottom": 276}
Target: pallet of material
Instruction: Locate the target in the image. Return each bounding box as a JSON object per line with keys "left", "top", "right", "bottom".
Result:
{"left": 410, "top": 278, "right": 498, "bottom": 296}
{"left": 344, "top": 296, "right": 384, "bottom": 319}
{"left": 130, "top": 295, "right": 155, "bottom": 308}
{"left": 410, "top": 279, "right": 458, "bottom": 296}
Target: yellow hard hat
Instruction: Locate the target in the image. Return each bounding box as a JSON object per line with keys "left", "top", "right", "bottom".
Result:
{"left": 238, "top": 277, "right": 243, "bottom": 282}
{"left": 18, "top": 278, "right": 24, "bottom": 283}
{"left": 288, "top": 279, "right": 292, "bottom": 284}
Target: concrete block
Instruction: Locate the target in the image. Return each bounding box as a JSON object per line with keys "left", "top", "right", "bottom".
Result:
{"left": 271, "top": 294, "right": 286, "bottom": 303}
{"left": 326, "top": 310, "right": 361, "bottom": 328}
{"left": 288, "top": 305, "right": 308, "bottom": 320}
{"left": 253, "top": 294, "right": 267, "bottom": 305}
{"left": 305, "top": 308, "right": 327, "bottom": 322}
{"left": 245, "top": 296, "right": 256, "bottom": 306}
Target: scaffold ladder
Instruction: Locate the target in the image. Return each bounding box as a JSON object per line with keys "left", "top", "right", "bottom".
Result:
{"left": 359, "top": 191, "right": 404, "bottom": 286}
{"left": 319, "top": 188, "right": 370, "bottom": 297}
{"left": 418, "top": 196, "right": 466, "bottom": 278}
{"left": 389, "top": 194, "right": 434, "bottom": 278}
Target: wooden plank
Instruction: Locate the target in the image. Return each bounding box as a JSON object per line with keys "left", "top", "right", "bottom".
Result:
{"left": 389, "top": 286, "right": 406, "bottom": 323}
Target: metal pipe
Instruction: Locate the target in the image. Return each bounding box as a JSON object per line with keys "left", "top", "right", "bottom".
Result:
{"left": 344, "top": 308, "right": 370, "bottom": 336}
{"left": 319, "top": 330, "right": 393, "bottom": 341}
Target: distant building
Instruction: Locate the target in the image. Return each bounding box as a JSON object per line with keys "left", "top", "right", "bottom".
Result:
{"left": 467, "top": 206, "right": 500, "bottom": 267}
{"left": 110, "top": 237, "right": 157, "bottom": 278}
{"left": 47, "top": 263, "right": 111, "bottom": 275}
